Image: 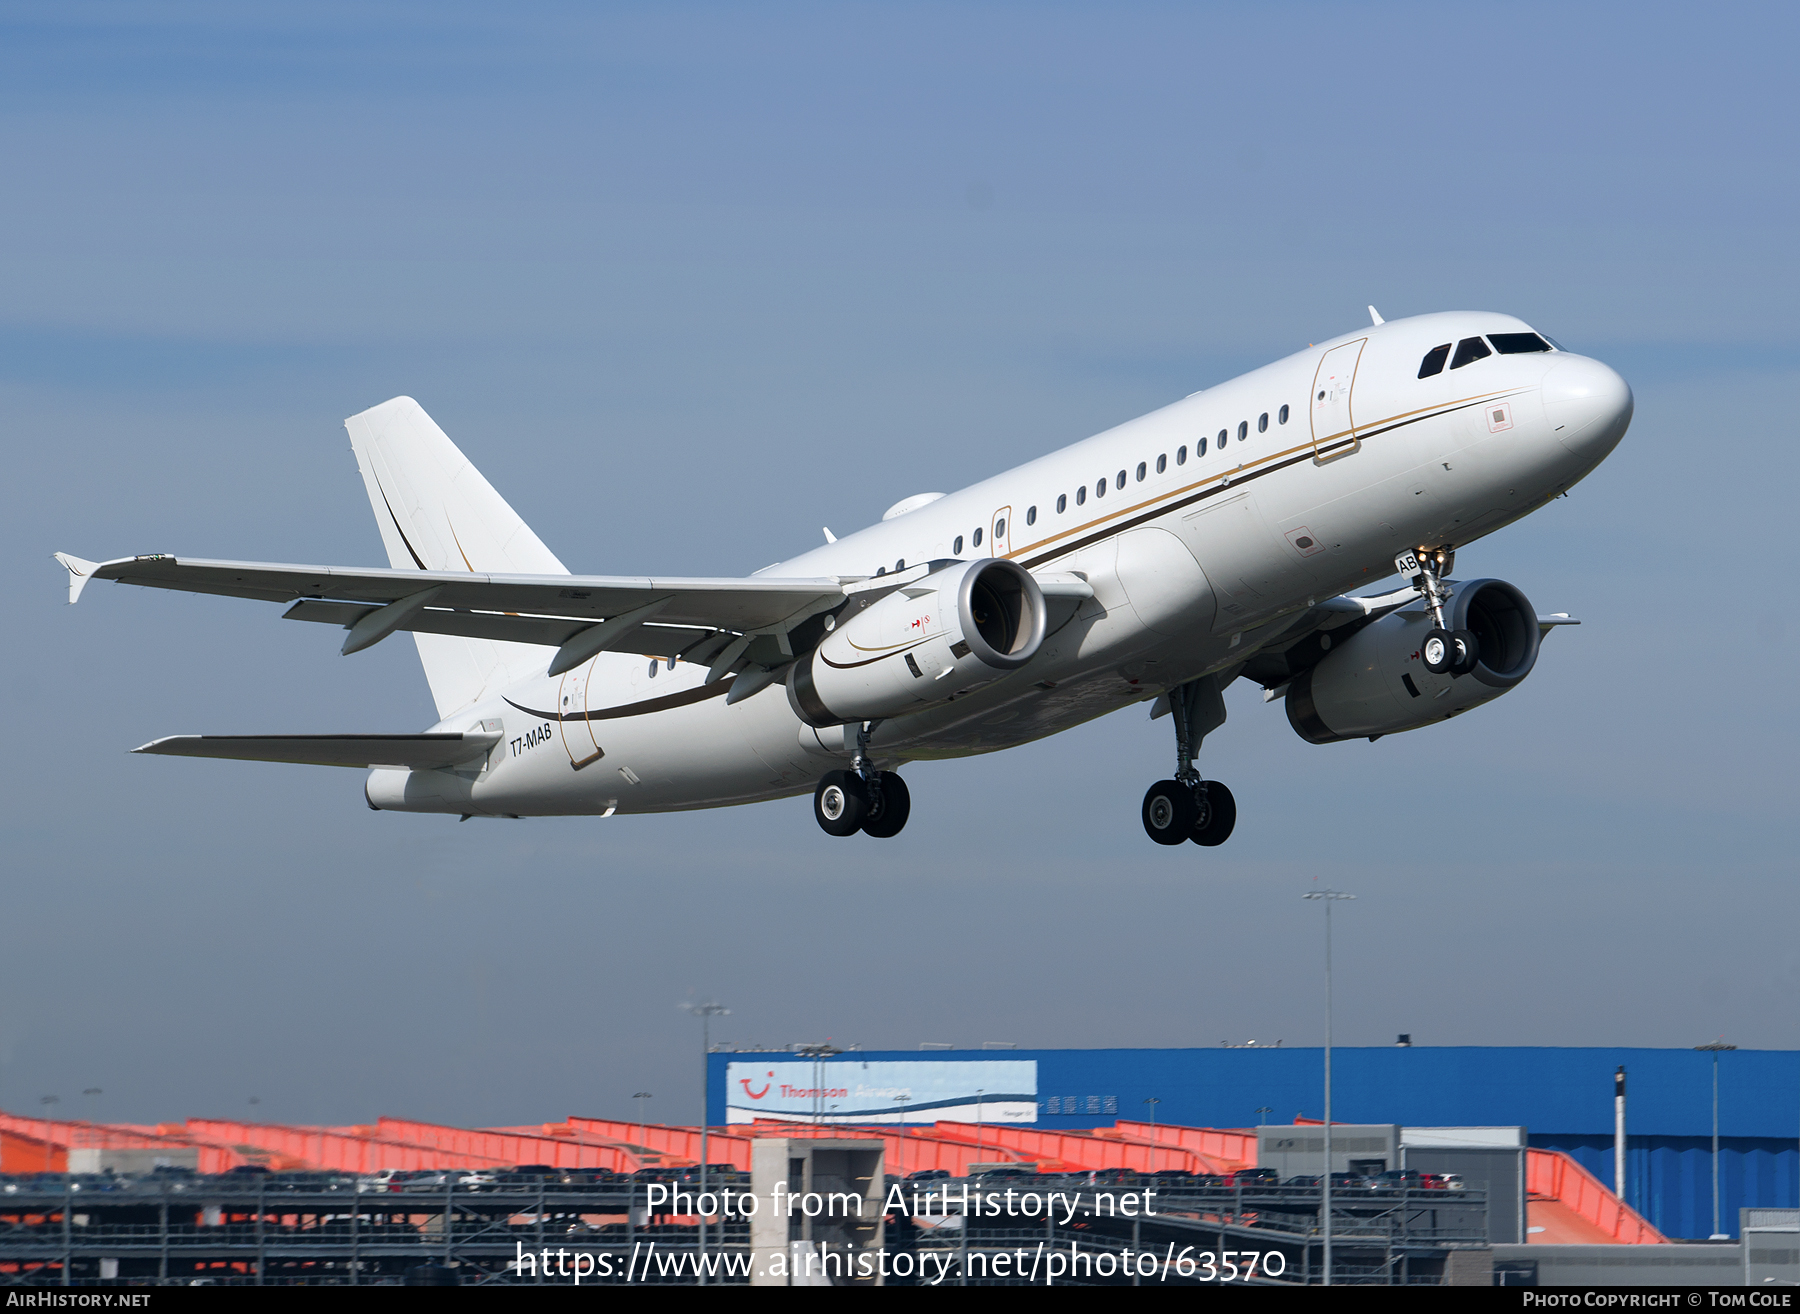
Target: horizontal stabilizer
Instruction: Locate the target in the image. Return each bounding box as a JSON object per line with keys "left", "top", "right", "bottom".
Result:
{"left": 133, "top": 732, "right": 501, "bottom": 770}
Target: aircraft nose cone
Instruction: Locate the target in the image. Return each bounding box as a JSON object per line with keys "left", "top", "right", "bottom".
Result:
{"left": 1541, "top": 354, "right": 1633, "bottom": 462}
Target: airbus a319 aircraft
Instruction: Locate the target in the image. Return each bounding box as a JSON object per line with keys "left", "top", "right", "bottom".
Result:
{"left": 56, "top": 309, "right": 1630, "bottom": 846}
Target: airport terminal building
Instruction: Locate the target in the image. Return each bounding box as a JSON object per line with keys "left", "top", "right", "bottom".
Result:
{"left": 710, "top": 1044, "right": 1800, "bottom": 1241}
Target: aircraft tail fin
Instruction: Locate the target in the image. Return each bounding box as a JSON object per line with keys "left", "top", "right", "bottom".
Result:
{"left": 344, "top": 397, "right": 569, "bottom": 718}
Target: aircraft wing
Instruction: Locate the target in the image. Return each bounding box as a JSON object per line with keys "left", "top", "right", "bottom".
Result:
{"left": 133, "top": 732, "right": 501, "bottom": 769}
{"left": 54, "top": 552, "right": 849, "bottom": 673}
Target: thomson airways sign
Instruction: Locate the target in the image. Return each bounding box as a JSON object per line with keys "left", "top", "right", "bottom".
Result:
{"left": 725, "top": 1060, "right": 1037, "bottom": 1125}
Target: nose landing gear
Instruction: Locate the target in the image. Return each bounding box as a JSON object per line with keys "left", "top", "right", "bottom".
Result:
{"left": 813, "top": 720, "right": 911, "bottom": 839}
{"left": 1398, "top": 547, "right": 1479, "bottom": 676}
{"left": 1141, "top": 677, "right": 1237, "bottom": 848}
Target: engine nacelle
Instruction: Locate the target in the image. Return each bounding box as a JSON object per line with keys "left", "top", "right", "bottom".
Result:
{"left": 789, "top": 558, "right": 1047, "bottom": 728}
{"left": 1286, "top": 578, "right": 1543, "bottom": 744}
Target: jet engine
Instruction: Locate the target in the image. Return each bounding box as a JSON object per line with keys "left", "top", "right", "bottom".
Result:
{"left": 789, "top": 558, "right": 1047, "bottom": 728}
{"left": 1285, "top": 578, "right": 1542, "bottom": 744}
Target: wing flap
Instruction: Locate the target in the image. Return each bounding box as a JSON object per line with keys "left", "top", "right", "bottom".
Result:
{"left": 279, "top": 598, "right": 722, "bottom": 657}
{"left": 133, "top": 732, "right": 501, "bottom": 770}
{"left": 68, "top": 554, "right": 844, "bottom": 634}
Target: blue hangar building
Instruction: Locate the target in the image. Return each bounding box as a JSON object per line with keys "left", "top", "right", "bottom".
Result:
{"left": 707, "top": 1046, "right": 1800, "bottom": 1240}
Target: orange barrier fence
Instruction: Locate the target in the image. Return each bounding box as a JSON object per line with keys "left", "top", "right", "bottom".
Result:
{"left": 1526, "top": 1148, "right": 1666, "bottom": 1244}
{"left": 376, "top": 1118, "right": 639, "bottom": 1173}
{"left": 1109, "top": 1120, "right": 1257, "bottom": 1171}
{"left": 0, "top": 1112, "right": 186, "bottom": 1153}
{"left": 0, "top": 1129, "right": 65, "bottom": 1174}
{"left": 563, "top": 1118, "right": 753, "bottom": 1168}
{"left": 182, "top": 1120, "right": 510, "bottom": 1174}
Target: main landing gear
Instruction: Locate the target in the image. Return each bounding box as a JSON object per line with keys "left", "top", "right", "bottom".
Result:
{"left": 1141, "top": 678, "right": 1237, "bottom": 848}
{"left": 813, "top": 720, "right": 911, "bottom": 839}
{"left": 1398, "top": 546, "right": 1478, "bottom": 676}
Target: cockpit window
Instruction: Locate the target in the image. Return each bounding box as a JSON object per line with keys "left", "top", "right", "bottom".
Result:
{"left": 1450, "top": 337, "right": 1492, "bottom": 369}
{"left": 1418, "top": 343, "right": 1451, "bottom": 378}
{"left": 1489, "top": 332, "right": 1553, "bottom": 355}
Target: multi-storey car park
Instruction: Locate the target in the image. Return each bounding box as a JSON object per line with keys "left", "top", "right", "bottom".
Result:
{"left": 1, "top": 1045, "right": 1792, "bottom": 1286}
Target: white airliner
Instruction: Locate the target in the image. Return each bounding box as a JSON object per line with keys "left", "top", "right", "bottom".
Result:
{"left": 56, "top": 309, "right": 1630, "bottom": 844}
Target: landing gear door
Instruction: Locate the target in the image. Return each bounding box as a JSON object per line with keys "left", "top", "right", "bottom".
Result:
{"left": 1309, "top": 339, "right": 1366, "bottom": 463}
{"left": 990, "top": 506, "right": 1012, "bottom": 557}
{"left": 557, "top": 662, "right": 604, "bottom": 769}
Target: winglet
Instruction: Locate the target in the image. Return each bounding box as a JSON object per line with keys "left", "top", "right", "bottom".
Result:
{"left": 1368, "top": 305, "right": 1385, "bottom": 326}
{"left": 53, "top": 553, "right": 101, "bottom": 605}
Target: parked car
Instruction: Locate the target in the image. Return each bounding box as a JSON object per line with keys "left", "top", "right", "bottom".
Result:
{"left": 1225, "top": 1168, "right": 1281, "bottom": 1188}
{"left": 1371, "top": 1170, "right": 1425, "bottom": 1192}
{"left": 1080, "top": 1168, "right": 1141, "bottom": 1185}
{"left": 905, "top": 1169, "right": 950, "bottom": 1182}
{"left": 400, "top": 1170, "right": 459, "bottom": 1192}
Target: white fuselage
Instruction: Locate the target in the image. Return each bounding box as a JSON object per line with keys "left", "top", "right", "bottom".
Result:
{"left": 369, "top": 311, "right": 1631, "bottom": 817}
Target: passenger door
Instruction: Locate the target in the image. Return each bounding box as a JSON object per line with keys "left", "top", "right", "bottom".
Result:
{"left": 989, "top": 506, "right": 1012, "bottom": 557}
{"left": 1309, "top": 339, "right": 1367, "bottom": 462}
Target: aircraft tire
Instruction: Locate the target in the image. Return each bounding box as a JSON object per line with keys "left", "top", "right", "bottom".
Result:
{"left": 814, "top": 770, "right": 869, "bottom": 837}
{"left": 861, "top": 773, "right": 911, "bottom": 839}
{"left": 1191, "top": 782, "right": 1237, "bottom": 847}
{"left": 1422, "top": 628, "right": 1455, "bottom": 674}
{"left": 1449, "top": 629, "right": 1481, "bottom": 676}
{"left": 1142, "top": 779, "right": 1197, "bottom": 846}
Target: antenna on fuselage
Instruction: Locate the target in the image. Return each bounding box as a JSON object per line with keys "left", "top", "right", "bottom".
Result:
{"left": 1368, "top": 305, "right": 1385, "bottom": 326}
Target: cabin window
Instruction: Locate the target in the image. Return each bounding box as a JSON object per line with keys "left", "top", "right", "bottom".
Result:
{"left": 1279, "top": 404, "right": 1290, "bottom": 424}
{"left": 1115, "top": 470, "right": 1127, "bottom": 490}
{"left": 1056, "top": 494, "right": 1067, "bottom": 513}
{"left": 895, "top": 559, "right": 905, "bottom": 572}
{"left": 953, "top": 535, "right": 963, "bottom": 554}
{"left": 1156, "top": 453, "right": 1167, "bottom": 474}
{"left": 1418, "top": 343, "right": 1452, "bottom": 377}
{"left": 648, "top": 659, "right": 658, "bottom": 678}
{"left": 1450, "top": 337, "right": 1491, "bottom": 369}
{"left": 1136, "top": 462, "right": 1147, "bottom": 482}
{"left": 972, "top": 527, "right": 983, "bottom": 546}
{"left": 1218, "top": 428, "right": 1228, "bottom": 447}
{"left": 1237, "top": 421, "right": 1248, "bottom": 441}
{"left": 993, "top": 519, "right": 1004, "bottom": 539}
{"left": 1076, "top": 485, "right": 1086, "bottom": 506}
{"left": 1176, "top": 445, "right": 1187, "bottom": 465}
{"left": 1258, "top": 412, "right": 1269, "bottom": 433}
{"left": 1489, "top": 332, "right": 1554, "bottom": 354}
{"left": 1095, "top": 479, "right": 1106, "bottom": 499}
{"left": 875, "top": 566, "right": 886, "bottom": 576}
{"left": 1026, "top": 505, "right": 1037, "bottom": 526}
{"left": 1198, "top": 436, "right": 1208, "bottom": 456}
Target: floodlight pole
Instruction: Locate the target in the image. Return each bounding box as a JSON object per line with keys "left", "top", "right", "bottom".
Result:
{"left": 1615, "top": 1067, "right": 1627, "bottom": 1201}
{"left": 1696, "top": 1042, "right": 1736, "bottom": 1236}
{"left": 1303, "top": 889, "right": 1354, "bottom": 1286}
{"left": 686, "top": 1002, "right": 729, "bottom": 1284}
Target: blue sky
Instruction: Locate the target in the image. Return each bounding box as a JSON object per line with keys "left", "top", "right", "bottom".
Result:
{"left": 2, "top": 1, "right": 1795, "bottom": 1127}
